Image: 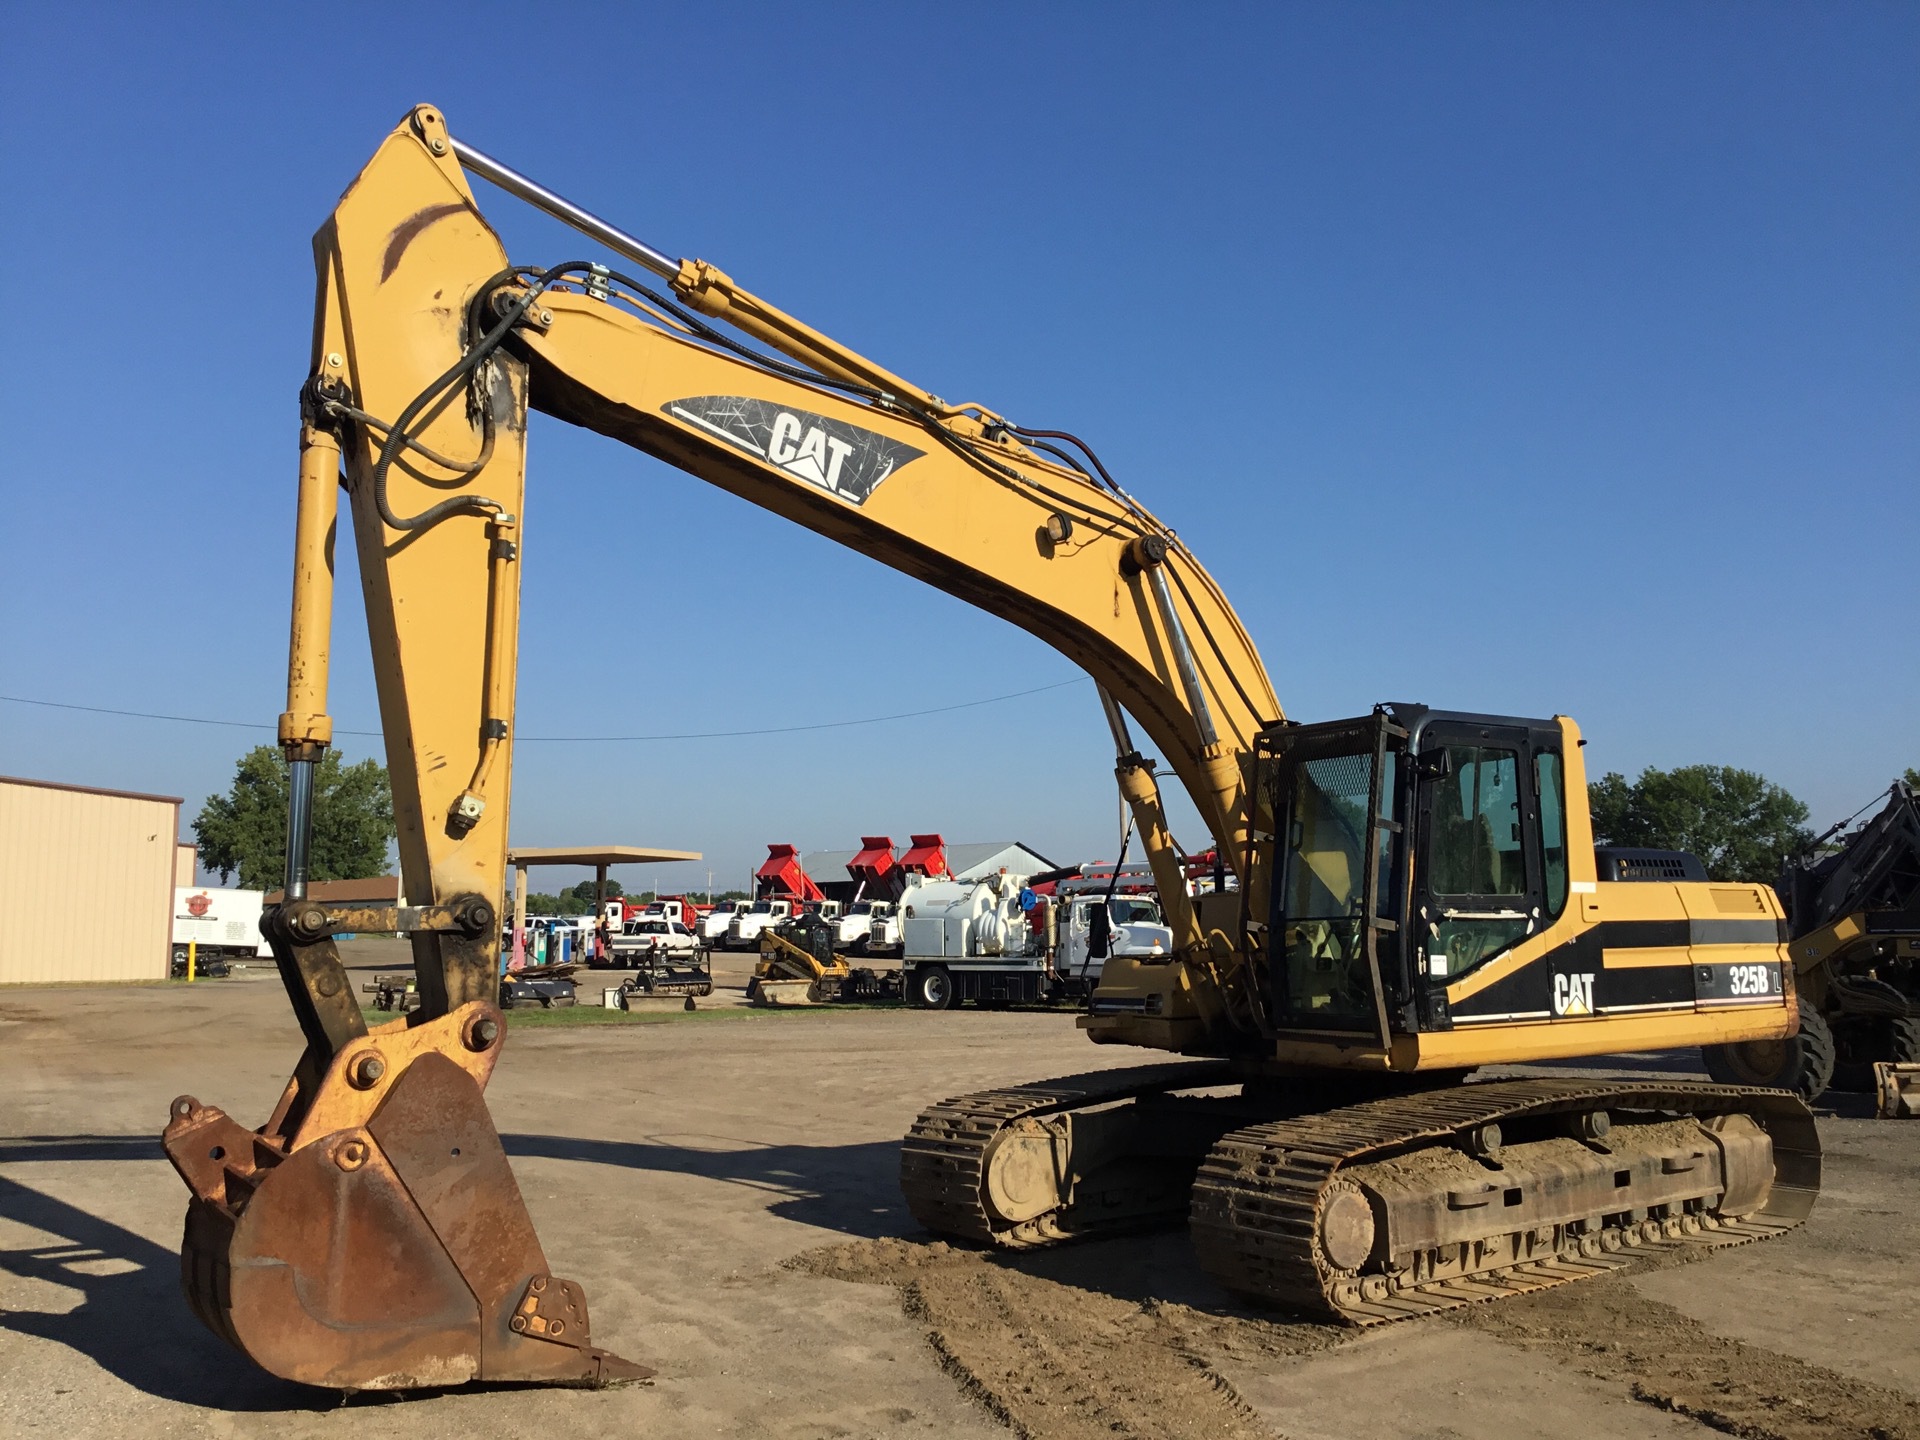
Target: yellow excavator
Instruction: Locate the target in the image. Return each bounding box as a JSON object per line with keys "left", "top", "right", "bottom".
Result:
{"left": 161, "top": 105, "right": 1821, "bottom": 1390}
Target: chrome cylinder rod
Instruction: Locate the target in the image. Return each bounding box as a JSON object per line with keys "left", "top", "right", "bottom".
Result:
{"left": 1096, "top": 684, "right": 1136, "bottom": 758}
{"left": 450, "top": 137, "right": 680, "bottom": 282}
{"left": 1145, "top": 564, "right": 1220, "bottom": 749}
{"left": 283, "top": 758, "right": 315, "bottom": 902}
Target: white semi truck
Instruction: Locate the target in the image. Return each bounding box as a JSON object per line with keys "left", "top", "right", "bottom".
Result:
{"left": 698, "top": 899, "right": 753, "bottom": 945}
{"left": 830, "top": 898, "right": 898, "bottom": 953}
{"left": 726, "top": 897, "right": 798, "bottom": 950}
{"left": 897, "top": 871, "right": 1172, "bottom": 1009}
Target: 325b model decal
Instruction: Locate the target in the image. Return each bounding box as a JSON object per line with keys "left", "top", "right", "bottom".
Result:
{"left": 664, "top": 395, "right": 925, "bottom": 506}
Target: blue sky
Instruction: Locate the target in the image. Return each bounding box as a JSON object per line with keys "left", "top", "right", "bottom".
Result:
{"left": 2, "top": 3, "right": 1914, "bottom": 894}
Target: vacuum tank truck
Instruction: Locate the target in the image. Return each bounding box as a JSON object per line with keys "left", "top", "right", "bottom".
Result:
{"left": 898, "top": 868, "right": 1172, "bottom": 1009}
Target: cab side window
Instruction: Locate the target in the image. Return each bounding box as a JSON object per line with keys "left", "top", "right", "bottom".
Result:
{"left": 1535, "top": 749, "right": 1568, "bottom": 919}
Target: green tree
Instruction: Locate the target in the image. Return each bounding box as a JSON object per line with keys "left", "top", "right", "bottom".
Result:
{"left": 559, "top": 879, "right": 622, "bottom": 913}
{"left": 1904, "top": 767, "right": 1919, "bottom": 791}
{"left": 194, "top": 746, "right": 395, "bottom": 891}
{"left": 520, "top": 882, "right": 629, "bottom": 916}
{"left": 1588, "top": 764, "right": 1810, "bottom": 884}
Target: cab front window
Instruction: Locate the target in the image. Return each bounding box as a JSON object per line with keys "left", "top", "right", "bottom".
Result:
{"left": 1274, "top": 750, "right": 1379, "bottom": 1027}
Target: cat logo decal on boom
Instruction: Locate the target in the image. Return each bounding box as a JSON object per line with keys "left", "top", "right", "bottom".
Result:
{"left": 663, "top": 395, "right": 926, "bottom": 506}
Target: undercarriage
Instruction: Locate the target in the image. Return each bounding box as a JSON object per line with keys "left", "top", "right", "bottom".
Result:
{"left": 901, "top": 1065, "right": 1820, "bottom": 1322}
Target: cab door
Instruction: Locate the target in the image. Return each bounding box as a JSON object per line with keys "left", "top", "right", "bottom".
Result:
{"left": 1264, "top": 713, "right": 1406, "bottom": 1043}
{"left": 1414, "top": 723, "right": 1543, "bottom": 995}
{"left": 1056, "top": 899, "right": 1090, "bottom": 975}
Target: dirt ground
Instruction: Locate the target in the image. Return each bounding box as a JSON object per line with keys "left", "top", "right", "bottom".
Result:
{"left": 1, "top": 939, "right": 1915, "bottom": 1440}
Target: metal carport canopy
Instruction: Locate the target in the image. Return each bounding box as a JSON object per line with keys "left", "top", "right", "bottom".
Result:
{"left": 506, "top": 845, "right": 703, "bottom": 935}
{"left": 507, "top": 845, "right": 702, "bottom": 868}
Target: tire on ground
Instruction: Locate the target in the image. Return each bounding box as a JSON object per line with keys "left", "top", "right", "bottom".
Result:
{"left": 1701, "top": 998, "right": 1835, "bottom": 1102}
{"left": 1831, "top": 1014, "right": 1920, "bottom": 1093}
{"left": 913, "top": 965, "right": 955, "bottom": 1011}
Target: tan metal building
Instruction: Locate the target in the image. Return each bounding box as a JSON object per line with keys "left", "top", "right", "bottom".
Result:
{"left": 0, "top": 775, "right": 183, "bottom": 984}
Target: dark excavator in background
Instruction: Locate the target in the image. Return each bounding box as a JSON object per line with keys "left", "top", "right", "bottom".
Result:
{"left": 1705, "top": 780, "right": 1920, "bottom": 1108}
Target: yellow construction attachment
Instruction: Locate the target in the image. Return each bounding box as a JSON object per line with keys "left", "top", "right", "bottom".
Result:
{"left": 1875, "top": 1062, "right": 1920, "bottom": 1118}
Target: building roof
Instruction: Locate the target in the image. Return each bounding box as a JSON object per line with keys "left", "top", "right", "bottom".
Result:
{"left": 507, "top": 845, "right": 702, "bottom": 868}
{"left": 799, "top": 848, "right": 860, "bottom": 878}
{"left": 949, "top": 842, "right": 1058, "bottom": 879}
{"left": 0, "top": 773, "right": 183, "bottom": 807}
{"left": 265, "top": 876, "right": 402, "bottom": 905}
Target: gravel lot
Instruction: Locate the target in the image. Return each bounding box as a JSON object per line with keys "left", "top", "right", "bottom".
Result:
{"left": 2, "top": 939, "right": 1914, "bottom": 1439}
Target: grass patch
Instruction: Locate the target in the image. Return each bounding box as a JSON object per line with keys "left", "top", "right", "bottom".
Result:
{"left": 503, "top": 1000, "right": 905, "bottom": 1026}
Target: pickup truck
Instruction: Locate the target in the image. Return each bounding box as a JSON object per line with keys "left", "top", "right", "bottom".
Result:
{"left": 611, "top": 918, "right": 701, "bottom": 966}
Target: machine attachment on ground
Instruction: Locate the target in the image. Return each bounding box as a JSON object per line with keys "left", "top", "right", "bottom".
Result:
{"left": 621, "top": 944, "right": 714, "bottom": 1000}
{"left": 363, "top": 972, "right": 421, "bottom": 1013}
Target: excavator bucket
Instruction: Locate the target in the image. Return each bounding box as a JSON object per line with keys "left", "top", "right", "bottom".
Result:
{"left": 1875, "top": 1061, "right": 1920, "bottom": 1118}
{"left": 162, "top": 1001, "right": 650, "bottom": 1390}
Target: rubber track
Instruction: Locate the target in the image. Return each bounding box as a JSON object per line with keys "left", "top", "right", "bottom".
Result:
{"left": 899, "top": 1061, "right": 1237, "bottom": 1247}
{"left": 1189, "top": 1077, "right": 1820, "bottom": 1325}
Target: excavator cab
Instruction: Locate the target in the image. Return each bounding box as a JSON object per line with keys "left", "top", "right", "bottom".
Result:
{"left": 1262, "top": 705, "right": 1575, "bottom": 1047}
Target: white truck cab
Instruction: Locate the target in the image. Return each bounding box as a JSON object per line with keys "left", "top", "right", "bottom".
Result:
{"left": 699, "top": 899, "right": 751, "bottom": 944}
{"left": 832, "top": 898, "right": 897, "bottom": 951}
{"left": 727, "top": 898, "right": 796, "bottom": 950}
{"left": 642, "top": 898, "right": 697, "bottom": 926}
{"left": 1052, "top": 892, "right": 1171, "bottom": 982}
